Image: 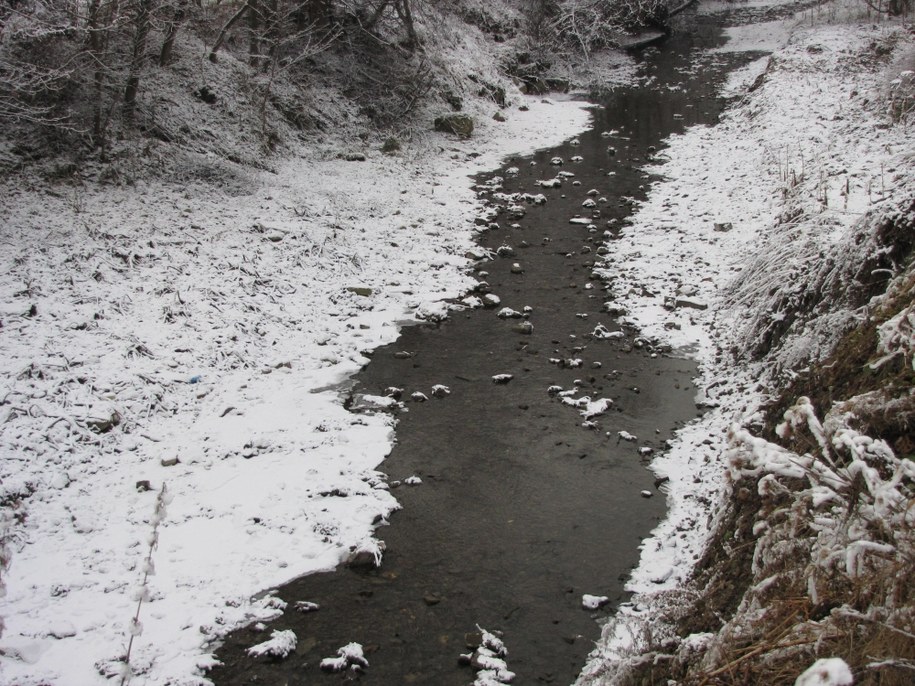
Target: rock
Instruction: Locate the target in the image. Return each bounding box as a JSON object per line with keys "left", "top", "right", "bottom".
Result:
{"left": 135, "top": 480, "right": 152, "bottom": 492}
{"left": 675, "top": 298, "right": 708, "bottom": 310}
{"left": 510, "top": 263, "right": 524, "bottom": 274}
{"left": 431, "top": 384, "right": 451, "bottom": 398}
{"left": 344, "top": 152, "right": 367, "bottom": 162}
{"left": 347, "top": 549, "right": 382, "bottom": 570}
{"left": 384, "top": 386, "right": 403, "bottom": 399}
{"left": 518, "top": 104, "right": 529, "bottom": 111}
{"left": 49, "top": 472, "right": 70, "bottom": 489}
{"left": 713, "top": 222, "right": 733, "bottom": 232}
{"left": 512, "top": 322, "right": 533, "bottom": 335}
{"left": 491, "top": 374, "right": 514, "bottom": 384}
{"left": 295, "top": 601, "right": 320, "bottom": 613}
{"left": 497, "top": 245, "right": 515, "bottom": 257}
{"left": 347, "top": 286, "right": 373, "bottom": 297}
{"left": 493, "top": 111, "right": 506, "bottom": 122}
{"left": 581, "top": 594, "right": 610, "bottom": 610}
{"left": 381, "top": 138, "right": 401, "bottom": 154}
{"left": 160, "top": 457, "right": 179, "bottom": 467}
{"left": 482, "top": 294, "right": 501, "bottom": 308}
{"left": 497, "top": 307, "right": 522, "bottom": 319}
{"left": 442, "top": 90, "right": 463, "bottom": 111}
{"left": 465, "top": 632, "right": 483, "bottom": 649}
{"left": 640, "top": 490, "right": 653, "bottom": 498}
{"left": 393, "top": 351, "right": 414, "bottom": 359}
{"left": 86, "top": 410, "right": 121, "bottom": 434}
{"left": 411, "top": 391, "right": 429, "bottom": 402}
{"left": 550, "top": 156, "right": 563, "bottom": 165}
{"left": 434, "top": 114, "right": 474, "bottom": 138}
{"left": 423, "top": 592, "right": 442, "bottom": 606}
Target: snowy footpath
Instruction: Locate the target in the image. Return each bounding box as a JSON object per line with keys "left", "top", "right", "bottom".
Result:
{"left": 578, "top": 2, "right": 915, "bottom": 683}
{"left": 0, "top": 99, "right": 592, "bottom": 684}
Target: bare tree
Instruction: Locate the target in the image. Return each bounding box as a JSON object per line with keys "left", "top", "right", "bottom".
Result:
{"left": 123, "top": 0, "right": 155, "bottom": 121}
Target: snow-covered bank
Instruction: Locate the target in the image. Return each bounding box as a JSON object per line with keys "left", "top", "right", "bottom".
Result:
{"left": 0, "top": 97, "right": 593, "bottom": 685}
{"left": 578, "top": 2, "right": 915, "bottom": 683}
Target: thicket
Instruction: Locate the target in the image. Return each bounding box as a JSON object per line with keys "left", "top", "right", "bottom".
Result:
{"left": 0, "top": 0, "right": 672, "bottom": 158}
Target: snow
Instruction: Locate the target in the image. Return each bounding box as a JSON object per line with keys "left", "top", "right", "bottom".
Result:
{"left": 794, "top": 658, "right": 854, "bottom": 686}
{"left": 246, "top": 629, "right": 296, "bottom": 659}
{"left": 0, "top": 94, "right": 592, "bottom": 684}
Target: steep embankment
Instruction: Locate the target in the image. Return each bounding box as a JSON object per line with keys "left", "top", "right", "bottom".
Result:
{"left": 575, "top": 3, "right": 915, "bottom": 684}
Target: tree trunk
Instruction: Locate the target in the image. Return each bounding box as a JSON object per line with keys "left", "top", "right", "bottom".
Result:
{"left": 208, "top": 1, "right": 251, "bottom": 62}
{"left": 123, "top": 0, "right": 153, "bottom": 122}
{"left": 247, "top": 0, "right": 261, "bottom": 68}
{"left": 395, "top": 0, "right": 418, "bottom": 49}
{"left": 159, "top": 0, "right": 186, "bottom": 66}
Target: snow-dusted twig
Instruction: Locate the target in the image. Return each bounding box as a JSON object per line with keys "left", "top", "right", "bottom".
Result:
{"left": 120, "top": 484, "right": 170, "bottom": 686}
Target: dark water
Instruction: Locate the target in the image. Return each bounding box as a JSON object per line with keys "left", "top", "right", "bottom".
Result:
{"left": 209, "top": 6, "right": 773, "bottom": 685}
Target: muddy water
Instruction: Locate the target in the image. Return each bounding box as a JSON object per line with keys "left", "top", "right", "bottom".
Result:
{"left": 211, "top": 8, "right": 768, "bottom": 686}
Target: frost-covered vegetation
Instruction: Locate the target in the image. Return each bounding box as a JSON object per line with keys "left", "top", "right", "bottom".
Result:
{"left": 578, "top": 2, "right": 915, "bottom": 684}
{"left": 0, "top": 0, "right": 662, "bottom": 165}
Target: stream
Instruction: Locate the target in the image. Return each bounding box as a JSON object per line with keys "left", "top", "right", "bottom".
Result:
{"left": 209, "top": 5, "right": 778, "bottom": 684}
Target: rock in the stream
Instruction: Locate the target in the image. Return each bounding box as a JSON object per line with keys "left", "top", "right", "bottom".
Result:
{"left": 491, "top": 374, "right": 514, "bottom": 384}
{"left": 247, "top": 630, "right": 297, "bottom": 659}
{"left": 295, "top": 601, "right": 320, "bottom": 613}
{"left": 321, "top": 642, "right": 369, "bottom": 672}
{"left": 431, "top": 384, "right": 451, "bottom": 398}
{"left": 482, "top": 294, "right": 502, "bottom": 308}
{"left": 581, "top": 594, "right": 610, "bottom": 610}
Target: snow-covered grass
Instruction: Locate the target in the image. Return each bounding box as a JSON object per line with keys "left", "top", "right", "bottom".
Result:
{"left": 577, "top": 1, "right": 915, "bottom": 683}
{"left": 0, "top": 87, "right": 593, "bottom": 685}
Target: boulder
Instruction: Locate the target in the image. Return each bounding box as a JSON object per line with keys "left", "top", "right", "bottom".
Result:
{"left": 434, "top": 114, "right": 474, "bottom": 138}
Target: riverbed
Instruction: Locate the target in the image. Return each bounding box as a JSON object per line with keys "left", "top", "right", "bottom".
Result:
{"left": 208, "top": 6, "right": 770, "bottom": 684}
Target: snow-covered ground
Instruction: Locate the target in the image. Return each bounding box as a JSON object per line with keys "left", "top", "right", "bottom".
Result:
{"left": 578, "top": 1, "right": 915, "bottom": 682}
{"left": 0, "top": 99, "right": 593, "bottom": 684}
